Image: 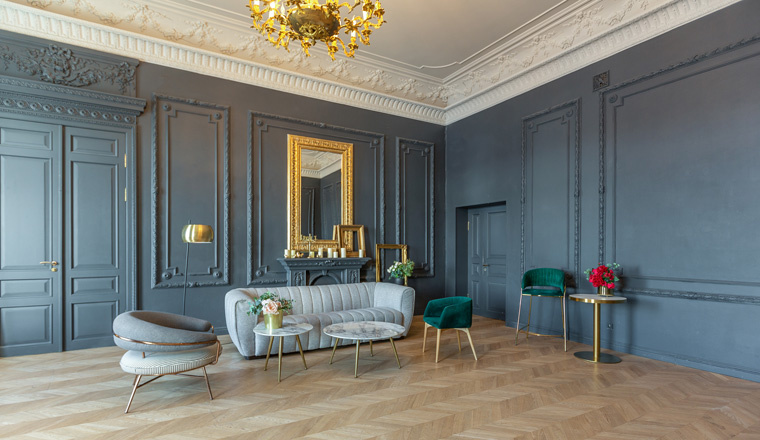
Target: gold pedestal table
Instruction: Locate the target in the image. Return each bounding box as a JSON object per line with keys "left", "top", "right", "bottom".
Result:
{"left": 323, "top": 321, "right": 404, "bottom": 378}
{"left": 253, "top": 322, "right": 312, "bottom": 382}
{"left": 569, "top": 293, "right": 627, "bottom": 363}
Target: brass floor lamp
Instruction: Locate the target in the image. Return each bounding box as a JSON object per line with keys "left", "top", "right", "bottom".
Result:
{"left": 181, "top": 223, "right": 214, "bottom": 315}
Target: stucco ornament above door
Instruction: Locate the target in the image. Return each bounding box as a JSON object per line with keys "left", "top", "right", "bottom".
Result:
{"left": 0, "top": 0, "right": 741, "bottom": 124}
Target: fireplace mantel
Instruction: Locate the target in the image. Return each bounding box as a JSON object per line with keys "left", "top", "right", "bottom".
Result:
{"left": 277, "top": 257, "right": 371, "bottom": 286}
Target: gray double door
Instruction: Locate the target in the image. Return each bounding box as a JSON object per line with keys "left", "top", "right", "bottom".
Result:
{"left": 468, "top": 204, "right": 507, "bottom": 320}
{"left": 0, "top": 117, "right": 128, "bottom": 356}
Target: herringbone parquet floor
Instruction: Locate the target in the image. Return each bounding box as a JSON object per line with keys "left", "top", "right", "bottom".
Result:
{"left": 1, "top": 315, "right": 759, "bottom": 439}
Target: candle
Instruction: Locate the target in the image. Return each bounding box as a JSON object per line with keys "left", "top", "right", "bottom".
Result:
{"left": 333, "top": 251, "right": 339, "bottom": 258}
{"left": 318, "top": 247, "right": 324, "bottom": 258}
{"left": 290, "top": 249, "right": 296, "bottom": 258}
{"left": 284, "top": 249, "right": 289, "bottom": 258}
{"left": 358, "top": 249, "right": 365, "bottom": 258}
{"left": 340, "top": 248, "right": 347, "bottom": 258}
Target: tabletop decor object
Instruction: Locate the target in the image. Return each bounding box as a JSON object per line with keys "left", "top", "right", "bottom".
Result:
{"left": 388, "top": 259, "right": 414, "bottom": 284}
{"left": 247, "top": 292, "right": 295, "bottom": 330}
{"left": 584, "top": 262, "right": 620, "bottom": 296}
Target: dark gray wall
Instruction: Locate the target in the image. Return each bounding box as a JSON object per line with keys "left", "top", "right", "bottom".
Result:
{"left": 135, "top": 61, "right": 446, "bottom": 328}
{"left": 445, "top": 1, "right": 760, "bottom": 381}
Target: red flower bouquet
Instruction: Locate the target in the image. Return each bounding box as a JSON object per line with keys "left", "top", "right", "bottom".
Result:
{"left": 584, "top": 263, "right": 620, "bottom": 289}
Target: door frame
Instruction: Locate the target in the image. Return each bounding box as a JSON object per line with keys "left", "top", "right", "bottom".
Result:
{"left": 0, "top": 75, "right": 145, "bottom": 345}
{"left": 455, "top": 201, "right": 508, "bottom": 318}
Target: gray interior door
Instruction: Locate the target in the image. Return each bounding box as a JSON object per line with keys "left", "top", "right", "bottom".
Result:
{"left": 64, "top": 127, "right": 127, "bottom": 351}
{"left": 0, "top": 119, "right": 63, "bottom": 356}
{"left": 0, "top": 118, "right": 128, "bottom": 356}
{"left": 468, "top": 204, "right": 507, "bottom": 320}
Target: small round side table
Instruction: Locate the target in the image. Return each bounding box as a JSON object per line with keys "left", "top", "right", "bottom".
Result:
{"left": 253, "top": 322, "right": 313, "bottom": 382}
{"left": 569, "top": 293, "right": 627, "bottom": 363}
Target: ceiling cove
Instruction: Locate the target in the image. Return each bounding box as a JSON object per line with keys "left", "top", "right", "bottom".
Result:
{"left": 0, "top": 0, "right": 740, "bottom": 125}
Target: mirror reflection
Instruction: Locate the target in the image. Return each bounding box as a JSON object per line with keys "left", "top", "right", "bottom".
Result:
{"left": 300, "top": 149, "right": 342, "bottom": 239}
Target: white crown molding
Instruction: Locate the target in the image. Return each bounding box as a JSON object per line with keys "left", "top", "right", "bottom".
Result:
{"left": 0, "top": 0, "right": 743, "bottom": 125}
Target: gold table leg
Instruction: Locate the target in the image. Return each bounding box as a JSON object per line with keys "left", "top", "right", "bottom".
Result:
{"left": 296, "top": 335, "right": 307, "bottom": 370}
{"left": 264, "top": 336, "right": 274, "bottom": 370}
{"left": 330, "top": 338, "right": 340, "bottom": 364}
{"left": 277, "top": 337, "right": 283, "bottom": 382}
{"left": 354, "top": 340, "right": 361, "bottom": 378}
{"left": 389, "top": 338, "right": 401, "bottom": 369}
{"left": 574, "top": 302, "right": 622, "bottom": 363}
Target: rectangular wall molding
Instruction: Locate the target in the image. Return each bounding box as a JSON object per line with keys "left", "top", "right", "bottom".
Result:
{"left": 151, "top": 94, "right": 229, "bottom": 288}
{"left": 600, "top": 37, "right": 760, "bottom": 300}
{"left": 248, "top": 112, "right": 385, "bottom": 285}
{"left": 395, "top": 138, "right": 435, "bottom": 278}
{"left": 521, "top": 99, "right": 581, "bottom": 284}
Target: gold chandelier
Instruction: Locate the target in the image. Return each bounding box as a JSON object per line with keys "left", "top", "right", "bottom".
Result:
{"left": 247, "top": 0, "right": 385, "bottom": 60}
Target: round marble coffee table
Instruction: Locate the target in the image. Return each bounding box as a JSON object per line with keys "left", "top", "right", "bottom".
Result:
{"left": 253, "top": 322, "right": 313, "bottom": 382}
{"left": 322, "top": 321, "right": 404, "bottom": 377}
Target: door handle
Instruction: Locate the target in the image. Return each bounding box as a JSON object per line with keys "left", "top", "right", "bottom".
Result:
{"left": 482, "top": 264, "right": 489, "bottom": 267}
{"left": 40, "top": 261, "right": 59, "bottom": 272}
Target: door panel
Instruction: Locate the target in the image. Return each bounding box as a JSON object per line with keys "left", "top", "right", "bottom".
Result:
{"left": 65, "top": 127, "right": 126, "bottom": 350}
{"left": 0, "top": 119, "right": 62, "bottom": 356}
{"left": 468, "top": 204, "right": 507, "bottom": 320}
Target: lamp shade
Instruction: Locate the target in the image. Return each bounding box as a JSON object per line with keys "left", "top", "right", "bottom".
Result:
{"left": 181, "top": 224, "right": 214, "bottom": 243}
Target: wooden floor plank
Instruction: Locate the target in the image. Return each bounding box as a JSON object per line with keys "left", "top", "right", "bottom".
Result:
{"left": 0, "top": 315, "right": 758, "bottom": 439}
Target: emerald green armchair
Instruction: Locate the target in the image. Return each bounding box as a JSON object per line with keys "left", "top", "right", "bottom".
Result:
{"left": 515, "top": 268, "right": 567, "bottom": 351}
{"left": 422, "top": 297, "right": 478, "bottom": 363}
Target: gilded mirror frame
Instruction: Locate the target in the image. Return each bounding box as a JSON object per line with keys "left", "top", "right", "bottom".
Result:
{"left": 287, "top": 134, "right": 353, "bottom": 251}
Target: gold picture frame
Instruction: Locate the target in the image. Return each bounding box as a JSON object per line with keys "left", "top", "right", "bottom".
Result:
{"left": 334, "top": 224, "right": 366, "bottom": 257}
{"left": 287, "top": 134, "right": 353, "bottom": 252}
{"left": 375, "top": 243, "right": 408, "bottom": 286}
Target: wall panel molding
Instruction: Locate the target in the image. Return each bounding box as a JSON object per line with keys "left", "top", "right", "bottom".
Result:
{"left": 248, "top": 112, "right": 385, "bottom": 285}
{"left": 151, "top": 94, "right": 230, "bottom": 289}
{"left": 521, "top": 99, "right": 580, "bottom": 283}
{"left": 599, "top": 35, "right": 760, "bottom": 300}
{"left": 395, "top": 138, "right": 434, "bottom": 278}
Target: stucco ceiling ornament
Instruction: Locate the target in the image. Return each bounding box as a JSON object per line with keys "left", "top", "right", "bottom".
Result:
{"left": 1, "top": 0, "right": 744, "bottom": 124}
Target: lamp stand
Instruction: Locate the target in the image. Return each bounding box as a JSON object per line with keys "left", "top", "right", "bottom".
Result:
{"left": 183, "top": 240, "right": 190, "bottom": 316}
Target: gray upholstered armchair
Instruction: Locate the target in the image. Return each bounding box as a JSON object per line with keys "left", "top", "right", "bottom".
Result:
{"left": 112, "top": 311, "right": 222, "bottom": 413}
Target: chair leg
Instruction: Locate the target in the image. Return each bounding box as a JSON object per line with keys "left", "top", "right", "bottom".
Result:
{"left": 422, "top": 323, "right": 429, "bottom": 353}
{"left": 515, "top": 293, "right": 523, "bottom": 345}
{"left": 202, "top": 366, "right": 213, "bottom": 400}
{"left": 456, "top": 330, "right": 462, "bottom": 352}
{"left": 526, "top": 296, "right": 533, "bottom": 339}
{"left": 125, "top": 374, "right": 142, "bottom": 414}
{"left": 463, "top": 328, "right": 477, "bottom": 361}
{"left": 435, "top": 329, "right": 441, "bottom": 363}
{"left": 562, "top": 295, "right": 567, "bottom": 352}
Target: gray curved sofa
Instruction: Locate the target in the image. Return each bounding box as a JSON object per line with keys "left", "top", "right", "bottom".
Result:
{"left": 224, "top": 282, "right": 415, "bottom": 359}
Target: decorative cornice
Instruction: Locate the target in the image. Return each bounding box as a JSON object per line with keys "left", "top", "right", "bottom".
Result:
{"left": 0, "top": 0, "right": 742, "bottom": 125}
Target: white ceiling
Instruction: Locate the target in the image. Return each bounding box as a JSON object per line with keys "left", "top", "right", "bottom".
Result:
{"left": 0, "top": 0, "right": 742, "bottom": 124}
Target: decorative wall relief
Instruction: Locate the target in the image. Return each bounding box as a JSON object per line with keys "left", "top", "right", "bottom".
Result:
{"left": 248, "top": 112, "right": 384, "bottom": 286}
{"left": 151, "top": 94, "right": 230, "bottom": 289}
{"left": 521, "top": 99, "right": 580, "bottom": 284}
{"left": 395, "top": 138, "right": 435, "bottom": 277}
{"left": 0, "top": 33, "right": 137, "bottom": 96}
{"left": 600, "top": 36, "right": 760, "bottom": 301}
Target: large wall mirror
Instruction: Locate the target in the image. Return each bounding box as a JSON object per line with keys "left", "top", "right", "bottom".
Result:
{"left": 287, "top": 134, "right": 353, "bottom": 251}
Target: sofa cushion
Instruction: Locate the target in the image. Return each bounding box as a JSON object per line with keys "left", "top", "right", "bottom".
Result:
{"left": 252, "top": 307, "right": 403, "bottom": 356}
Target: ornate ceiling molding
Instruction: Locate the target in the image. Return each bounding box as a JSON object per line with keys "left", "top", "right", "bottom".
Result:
{"left": 0, "top": 0, "right": 742, "bottom": 125}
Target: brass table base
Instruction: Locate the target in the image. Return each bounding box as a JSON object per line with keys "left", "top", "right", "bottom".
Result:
{"left": 330, "top": 337, "right": 402, "bottom": 378}
{"left": 574, "top": 351, "right": 622, "bottom": 363}
{"left": 264, "top": 334, "right": 307, "bottom": 382}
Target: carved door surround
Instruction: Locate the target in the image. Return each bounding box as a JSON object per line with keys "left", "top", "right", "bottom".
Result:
{"left": 0, "top": 74, "right": 145, "bottom": 356}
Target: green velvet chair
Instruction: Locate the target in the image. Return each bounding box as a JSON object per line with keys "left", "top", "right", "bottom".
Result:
{"left": 515, "top": 268, "right": 567, "bottom": 351}
{"left": 422, "top": 297, "right": 478, "bottom": 363}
